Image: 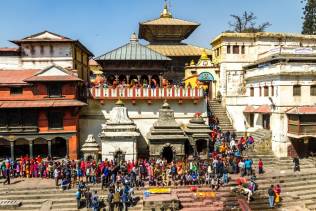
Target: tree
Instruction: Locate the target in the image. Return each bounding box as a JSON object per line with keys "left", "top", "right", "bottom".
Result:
{"left": 302, "top": 0, "right": 316, "bottom": 34}
{"left": 227, "top": 11, "right": 271, "bottom": 33}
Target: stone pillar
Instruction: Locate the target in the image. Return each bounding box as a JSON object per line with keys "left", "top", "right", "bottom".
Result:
{"left": 10, "top": 141, "right": 14, "bottom": 160}
{"left": 48, "top": 141, "right": 52, "bottom": 157}
{"left": 29, "top": 140, "right": 33, "bottom": 158}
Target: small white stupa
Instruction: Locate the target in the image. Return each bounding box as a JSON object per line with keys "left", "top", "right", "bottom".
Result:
{"left": 99, "top": 100, "right": 140, "bottom": 162}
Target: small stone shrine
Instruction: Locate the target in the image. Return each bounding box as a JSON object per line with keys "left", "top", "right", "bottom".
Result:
{"left": 184, "top": 114, "right": 211, "bottom": 158}
{"left": 99, "top": 100, "right": 140, "bottom": 162}
{"left": 81, "top": 134, "right": 100, "bottom": 161}
{"left": 147, "top": 101, "right": 188, "bottom": 162}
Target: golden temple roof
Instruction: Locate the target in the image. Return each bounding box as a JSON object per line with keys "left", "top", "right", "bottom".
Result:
{"left": 147, "top": 44, "right": 211, "bottom": 57}
{"left": 141, "top": 17, "right": 198, "bottom": 26}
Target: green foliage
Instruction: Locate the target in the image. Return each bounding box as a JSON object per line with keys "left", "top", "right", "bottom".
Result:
{"left": 302, "top": 0, "right": 316, "bottom": 34}
{"left": 227, "top": 11, "right": 271, "bottom": 33}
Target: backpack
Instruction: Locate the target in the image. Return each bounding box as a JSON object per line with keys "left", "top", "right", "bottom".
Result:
{"left": 113, "top": 191, "right": 121, "bottom": 203}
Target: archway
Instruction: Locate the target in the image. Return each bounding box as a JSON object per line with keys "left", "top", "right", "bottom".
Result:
{"left": 51, "top": 137, "right": 67, "bottom": 159}
{"left": 196, "top": 139, "right": 208, "bottom": 155}
{"left": 33, "top": 138, "right": 48, "bottom": 157}
{"left": 161, "top": 146, "right": 174, "bottom": 163}
{"left": 114, "top": 149, "right": 125, "bottom": 164}
{"left": 14, "top": 139, "right": 29, "bottom": 158}
{"left": 0, "top": 139, "right": 10, "bottom": 159}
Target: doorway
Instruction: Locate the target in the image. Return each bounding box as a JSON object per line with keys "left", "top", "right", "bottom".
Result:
{"left": 161, "top": 146, "right": 174, "bottom": 163}
{"left": 262, "top": 114, "right": 270, "bottom": 129}
{"left": 114, "top": 150, "right": 125, "bottom": 164}
{"left": 51, "top": 137, "right": 67, "bottom": 158}
{"left": 196, "top": 139, "right": 208, "bottom": 155}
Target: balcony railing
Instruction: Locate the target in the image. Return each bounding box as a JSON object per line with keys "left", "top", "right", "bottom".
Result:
{"left": 90, "top": 87, "right": 204, "bottom": 100}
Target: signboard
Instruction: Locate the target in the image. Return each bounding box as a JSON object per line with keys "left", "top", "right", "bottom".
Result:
{"left": 198, "top": 72, "right": 214, "bottom": 82}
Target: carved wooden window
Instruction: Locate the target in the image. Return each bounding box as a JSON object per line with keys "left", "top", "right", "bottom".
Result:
{"left": 227, "top": 45, "right": 231, "bottom": 54}
{"left": 310, "top": 85, "right": 316, "bottom": 96}
{"left": 47, "top": 84, "right": 62, "bottom": 97}
{"left": 264, "top": 86, "right": 269, "bottom": 96}
{"left": 293, "top": 85, "right": 301, "bottom": 96}
{"left": 48, "top": 111, "right": 63, "bottom": 129}
{"left": 241, "top": 45, "right": 245, "bottom": 54}
{"left": 250, "top": 87, "right": 254, "bottom": 96}
{"left": 233, "top": 45, "right": 239, "bottom": 54}
{"left": 10, "top": 87, "right": 23, "bottom": 95}
{"left": 22, "top": 109, "right": 37, "bottom": 127}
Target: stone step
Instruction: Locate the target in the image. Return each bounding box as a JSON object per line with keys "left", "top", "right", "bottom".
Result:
{"left": 0, "top": 192, "right": 75, "bottom": 200}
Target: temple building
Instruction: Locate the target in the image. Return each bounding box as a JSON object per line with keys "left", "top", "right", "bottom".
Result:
{"left": 139, "top": 3, "right": 211, "bottom": 80}
{"left": 94, "top": 33, "right": 171, "bottom": 88}
{"left": 184, "top": 50, "right": 219, "bottom": 99}
{"left": 147, "top": 102, "right": 189, "bottom": 162}
{"left": 0, "top": 65, "right": 86, "bottom": 160}
{"left": 99, "top": 100, "right": 140, "bottom": 162}
{"left": 0, "top": 31, "right": 93, "bottom": 160}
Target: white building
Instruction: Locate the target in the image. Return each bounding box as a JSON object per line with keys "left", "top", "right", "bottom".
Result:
{"left": 0, "top": 31, "right": 93, "bottom": 82}
{"left": 211, "top": 32, "right": 316, "bottom": 157}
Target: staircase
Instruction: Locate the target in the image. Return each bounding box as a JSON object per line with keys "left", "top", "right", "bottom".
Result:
{"left": 0, "top": 184, "right": 144, "bottom": 211}
{"left": 245, "top": 151, "right": 316, "bottom": 211}
{"left": 208, "top": 100, "right": 234, "bottom": 132}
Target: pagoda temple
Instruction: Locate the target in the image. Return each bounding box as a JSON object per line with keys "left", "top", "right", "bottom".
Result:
{"left": 139, "top": 2, "right": 211, "bottom": 80}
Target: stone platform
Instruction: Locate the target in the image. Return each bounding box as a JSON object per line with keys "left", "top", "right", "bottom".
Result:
{"left": 143, "top": 192, "right": 180, "bottom": 211}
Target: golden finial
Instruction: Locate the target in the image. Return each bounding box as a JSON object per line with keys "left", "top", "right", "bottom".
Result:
{"left": 190, "top": 60, "right": 195, "bottom": 66}
{"left": 115, "top": 99, "right": 124, "bottom": 107}
{"left": 200, "top": 49, "right": 209, "bottom": 60}
{"left": 160, "top": 0, "right": 172, "bottom": 18}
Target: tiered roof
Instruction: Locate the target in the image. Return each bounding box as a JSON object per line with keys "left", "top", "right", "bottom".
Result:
{"left": 95, "top": 33, "right": 171, "bottom": 61}
{"left": 139, "top": 3, "right": 199, "bottom": 43}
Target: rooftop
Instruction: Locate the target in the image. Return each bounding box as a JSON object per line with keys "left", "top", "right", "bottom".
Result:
{"left": 0, "top": 69, "right": 39, "bottom": 85}
{"left": 139, "top": 3, "right": 199, "bottom": 43}
{"left": 211, "top": 32, "right": 316, "bottom": 44}
{"left": 95, "top": 33, "right": 171, "bottom": 61}
{"left": 10, "top": 30, "right": 94, "bottom": 56}
{"left": 147, "top": 44, "right": 211, "bottom": 57}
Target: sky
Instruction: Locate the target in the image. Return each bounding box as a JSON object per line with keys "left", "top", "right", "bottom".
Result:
{"left": 0, "top": 0, "right": 303, "bottom": 57}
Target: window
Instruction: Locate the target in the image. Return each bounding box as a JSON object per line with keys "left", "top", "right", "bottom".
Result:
{"left": 311, "top": 85, "right": 316, "bottom": 96}
{"left": 40, "top": 45, "right": 44, "bottom": 55}
{"left": 22, "top": 110, "right": 37, "bottom": 127}
{"left": 250, "top": 87, "right": 254, "bottom": 96}
{"left": 227, "top": 45, "right": 231, "bottom": 54}
{"left": 48, "top": 111, "right": 63, "bottom": 129}
{"left": 30, "top": 46, "right": 35, "bottom": 55}
{"left": 50, "top": 45, "right": 54, "bottom": 54}
{"left": 271, "top": 86, "right": 274, "bottom": 96}
{"left": 249, "top": 113, "right": 254, "bottom": 127}
{"left": 259, "top": 87, "right": 262, "bottom": 96}
{"left": 233, "top": 45, "right": 239, "bottom": 54}
{"left": 293, "top": 85, "right": 301, "bottom": 96}
{"left": 241, "top": 45, "right": 245, "bottom": 54}
{"left": 264, "top": 86, "right": 269, "bottom": 96}
{"left": 10, "top": 87, "right": 23, "bottom": 95}
{"left": 47, "top": 84, "right": 62, "bottom": 97}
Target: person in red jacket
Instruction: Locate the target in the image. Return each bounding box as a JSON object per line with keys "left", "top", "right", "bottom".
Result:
{"left": 258, "top": 158, "right": 264, "bottom": 174}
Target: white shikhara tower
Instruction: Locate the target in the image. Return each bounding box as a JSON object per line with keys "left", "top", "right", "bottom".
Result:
{"left": 99, "top": 100, "right": 140, "bottom": 162}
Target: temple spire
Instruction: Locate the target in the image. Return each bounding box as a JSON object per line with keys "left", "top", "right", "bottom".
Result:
{"left": 160, "top": 0, "right": 172, "bottom": 18}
